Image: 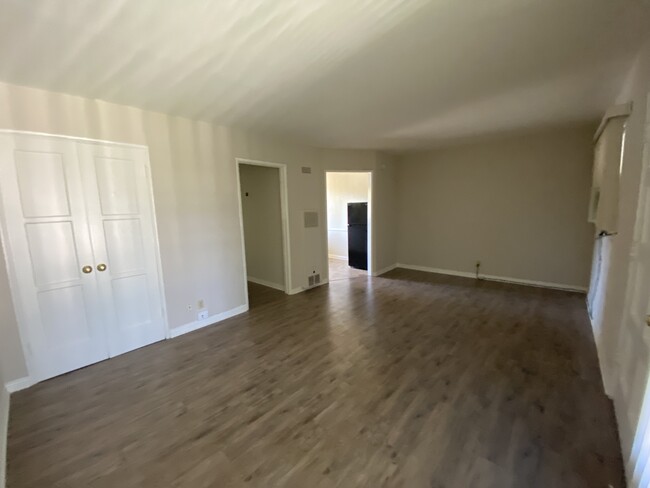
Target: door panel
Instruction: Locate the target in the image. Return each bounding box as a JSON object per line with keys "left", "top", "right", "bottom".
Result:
{"left": 15, "top": 150, "right": 71, "bottom": 217}
{"left": 112, "top": 275, "right": 152, "bottom": 329}
{"left": 95, "top": 157, "right": 139, "bottom": 215}
{"left": 0, "top": 134, "right": 108, "bottom": 381}
{"left": 25, "top": 221, "right": 81, "bottom": 286}
{"left": 77, "top": 143, "right": 166, "bottom": 357}
{"left": 103, "top": 219, "right": 145, "bottom": 274}
{"left": 39, "top": 286, "right": 92, "bottom": 343}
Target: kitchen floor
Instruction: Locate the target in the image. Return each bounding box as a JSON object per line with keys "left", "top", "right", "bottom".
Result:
{"left": 328, "top": 257, "right": 367, "bottom": 282}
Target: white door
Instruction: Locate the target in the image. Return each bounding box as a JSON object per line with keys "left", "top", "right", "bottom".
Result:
{"left": 624, "top": 96, "right": 650, "bottom": 487}
{"left": 0, "top": 133, "right": 167, "bottom": 382}
{"left": 77, "top": 143, "right": 166, "bottom": 357}
{"left": 0, "top": 134, "right": 109, "bottom": 381}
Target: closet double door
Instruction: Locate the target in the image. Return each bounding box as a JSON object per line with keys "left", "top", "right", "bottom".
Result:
{"left": 0, "top": 133, "right": 166, "bottom": 382}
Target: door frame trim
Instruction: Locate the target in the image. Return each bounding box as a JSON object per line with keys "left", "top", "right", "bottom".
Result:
{"left": 0, "top": 130, "right": 169, "bottom": 384}
{"left": 235, "top": 158, "right": 292, "bottom": 297}
{"left": 0, "top": 130, "right": 149, "bottom": 149}
{"left": 323, "top": 170, "right": 374, "bottom": 278}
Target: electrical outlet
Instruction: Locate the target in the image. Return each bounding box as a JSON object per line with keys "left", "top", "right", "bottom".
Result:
{"left": 197, "top": 310, "right": 209, "bottom": 320}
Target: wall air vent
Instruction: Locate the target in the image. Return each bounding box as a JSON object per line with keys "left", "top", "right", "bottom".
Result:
{"left": 304, "top": 211, "right": 319, "bottom": 228}
{"left": 307, "top": 274, "right": 321, "bottom": 287}
{"left": 301, "top": 166, "right": 312, "bottom": 174}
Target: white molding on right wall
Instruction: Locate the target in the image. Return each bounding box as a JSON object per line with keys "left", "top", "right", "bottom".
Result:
{"left": 372, "top": 263, "right": 398, "bottom": 277}
{"left": 396, "top": 263, "right": 588, "bottom": 292}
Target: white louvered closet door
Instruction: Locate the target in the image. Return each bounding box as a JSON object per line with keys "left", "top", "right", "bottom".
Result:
{"left": 0, "top": 133, "right": 166, "bottom": 382}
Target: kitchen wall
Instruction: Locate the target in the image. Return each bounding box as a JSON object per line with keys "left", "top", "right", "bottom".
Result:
{"left": 239, "top": 164, "right": 284, "bottom": 289}
{"left": 326, "top": 172, "right": 370, "bottom": 261}
{"left": 0, "top": 81, "right": 394, "bottom": 384}
{"left": 395, "top": 125, "right": 596, "bottom": 289}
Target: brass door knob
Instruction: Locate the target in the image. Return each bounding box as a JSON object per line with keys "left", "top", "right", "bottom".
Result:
{"left": 82, "top": 265, "right": 93, "bottom": 274}
{"left": 97, "top": 263, "right": 107, "bottom": 272}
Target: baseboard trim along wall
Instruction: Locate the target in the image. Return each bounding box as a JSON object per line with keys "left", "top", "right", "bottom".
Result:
{"left": 3, "top": 305, "right": 252, "bottom": 394}
{"left": 288, "top": 278, "right": 330, "bottom": 295}
{"left": 5, "top": 377, "right": 35, "bottom": 394}
{"left": 328, "top": 254, "right": 347, "bottom": 261}
{"left": 396, "top": 264, "right": 588, "bottom": 293}
{"left": 247, "top": 277, "right": 285, "bottom": 292}
{"left": 373, "top": 263, "right": 398, "bottom": 277}
{"left": 170, "top": 304, "right": 249, "bottom": 339}
{"left": 1, "top": 384, "right": 9, "bottom": 488}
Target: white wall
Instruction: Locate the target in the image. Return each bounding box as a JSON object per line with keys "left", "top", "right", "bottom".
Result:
{"left": 396, "top": 125, "right": 595, "bottom": 289}
{"left": 0, "top": 81, "right": 398, "bottom": 384}
{"left": 239, "top": 164, "right": 284, "bottom": 288}
{"left": 589, "top": 38, "right": 650, "bottom": 472}
{"left": 326, "top": 172, "right": 370, "bottom": 260}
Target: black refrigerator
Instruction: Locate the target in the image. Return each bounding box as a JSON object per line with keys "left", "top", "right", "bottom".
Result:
{"left": 347, "top": 202, "right": 368, "bottom": 270}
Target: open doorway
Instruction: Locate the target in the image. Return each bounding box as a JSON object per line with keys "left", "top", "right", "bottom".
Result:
{"left": 325, "top": 171, "right": 372, "bottom": 281}
{"left": 236, "top": 159, "right": 291, "bottom": 307}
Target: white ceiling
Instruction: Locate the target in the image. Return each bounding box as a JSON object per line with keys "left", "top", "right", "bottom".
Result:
{"left": 0, "top": 0, "right": 648, "bottom": 150}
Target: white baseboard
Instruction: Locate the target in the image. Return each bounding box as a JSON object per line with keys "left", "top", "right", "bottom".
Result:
{"left": 5, "top": 377, "right": 35, "bottom": 394}
{"left": 288, "top": 276, "right": 331, "bottom": 294}
{"left": 170, "top": 304, "right": 249, "bottom": 338}
{"left": 396, "top": 263, "right": 587, "bottom": 293}
{"left": 480, "top": 273, "right": 587, "bottom": 292}
{"left": 328, "top": 254, "right": 347, "bottom": 261}
{"left": 398, "top": 263, "right": 475, "bottom": 279}
{"left": 247, "top": 276, "right": 285, "bottom": 292}
{"left": 373, "top": 263, "right": 398, "bottom": 276}
{"left": 1, "top": 384, "right": 9, "bottom": 488}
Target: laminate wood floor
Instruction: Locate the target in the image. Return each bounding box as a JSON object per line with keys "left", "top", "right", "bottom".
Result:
{"left": 7, "top": 269, "right": 624, "bottom": 487}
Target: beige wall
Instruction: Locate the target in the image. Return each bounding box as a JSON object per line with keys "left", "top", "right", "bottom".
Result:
{"left": 239, "top": 164, "right": 284, "bottom": 288}
{"left": 396, "top": 125, "right": 595, "bottom": 288}
{"left": 0, "top": 81, "right": 396, "bottom": 383}
{"left": 326, "top": 172, "right": 370, "bottom": 260}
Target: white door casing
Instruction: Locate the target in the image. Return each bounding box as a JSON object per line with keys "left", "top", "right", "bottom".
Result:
{"left": 0, "top": 132, "right": 167, "bottom": 382}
